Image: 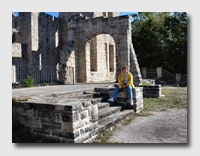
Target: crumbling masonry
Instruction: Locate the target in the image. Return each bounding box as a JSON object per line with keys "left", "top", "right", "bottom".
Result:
{"left": 12, "top": 12, "right": 142, "bottom": 86}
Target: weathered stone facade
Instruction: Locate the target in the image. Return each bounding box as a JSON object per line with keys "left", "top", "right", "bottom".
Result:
{"left": 12, "top": 98, "right": 98, "bottom": 143}
{"left": 141, "top": 85, "right": 161, "bottom": 98}
{"left": 12, "top": 12, "right": 142, "bottom": 86}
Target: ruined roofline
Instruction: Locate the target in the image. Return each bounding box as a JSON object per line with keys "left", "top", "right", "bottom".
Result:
{"left": 69, "top": 14, "right": 130, "bottom": 23}
{"left": 40, "top": 12, "right": 59, "bottom": 19}
{"left": 15, "top": 12, "right": 59, "bottom": 19}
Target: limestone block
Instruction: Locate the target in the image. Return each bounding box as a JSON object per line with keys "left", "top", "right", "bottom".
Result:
{"left": 41, "top": 120, "right": 61, "bottom": 129}
{"left": 80, "top": 110, "right": 88, "bottom": 119}
{"left": 72, "top": 120, "right": 85, "bottom": 130}
{"left": 52, "top": 129, "right": 79, "bottom": 139}
{"left": 32, "top": 127, "right": 50, "bottom": 135}
{"left": 12, "top": 43, "right": 22, "bottom": 57}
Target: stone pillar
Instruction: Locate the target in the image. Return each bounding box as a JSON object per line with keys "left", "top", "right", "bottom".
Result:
{"left": 142, "top": 67, "right": 147, "bottom": 79}
{"left": 157, "top": 67, "right": 162, "bottom": 78}
{"left": 12, "top": 65, "right": 16, "bottom": 83}
{"left": 176, "top": 73, "right": 182, "bottom": 83}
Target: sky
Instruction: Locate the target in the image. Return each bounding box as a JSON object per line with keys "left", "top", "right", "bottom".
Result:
{"left": 13, "top": 12, "right": 137, "bottom": 21}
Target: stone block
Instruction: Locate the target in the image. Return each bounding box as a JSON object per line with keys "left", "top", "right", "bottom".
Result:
{"left": 85, "top": 124, "right": 94, "bottom": 133}
{"left": 38, "top": 110, "right": 54, "bottom": 121}
{"left": 29, "top": 103, "right": 56, "bottom": 111}
{"left": 80, "top": 100, "right": 92, "bottom": 107}
{"left": 64, "top": 102, "right": 83, "bottom": 111}
{"left": 61, "top": 122, "right": 73, "bottom": 131}
{"left": 32, "top": 127, "right": 50, "bottom": 135}
{"left": 61, "top": 110, "right": 79, "bottom": 122}
{"left": 74, "top": 131, "right": 93, "bottom": 143}
{"left": 41, "top": 120, "right": 61, "bottom": 129}
{"left": 80, "top": 110, "right": 88, "bottom": 119}
{"left": 31, "top": 119, "right": 41, "bottom": 127}
{"left": 61, "top": 138, "right": 74, "bottom": 143}
{"left": 15, "top": 109, "right": 33, "bottom": 120}
{"left": 80, "top": 128, "right": 85, "bottom": 135}
{"left": 73, "top": 120, "right": 85, "bottom": 130}
{"left": 52, "top": 129, "right": 79, "bottom": 139}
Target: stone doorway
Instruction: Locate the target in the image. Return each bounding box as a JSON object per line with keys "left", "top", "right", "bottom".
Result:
{"left": 85, "top": 34, "right": 116, "bottom": 82}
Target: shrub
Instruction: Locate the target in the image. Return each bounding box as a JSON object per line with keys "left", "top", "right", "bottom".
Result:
{"left": 23, "top": 76, "right": 35, "bottom": 87}
{"left": 142, "top": 81, "right": 147, "bottom": 85}
{"left": 41, "top": 82, "right": 48, "bottom": 86}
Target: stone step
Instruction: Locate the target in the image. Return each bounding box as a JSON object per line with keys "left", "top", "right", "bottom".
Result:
{"left": 93, "top": 96, "right": 108, "bottom": 103}
{"left": 98, "top": 109, "right": 134, "bottom": 132}
{"left": 98, "top": 106, "right": 121, "bottom": 120}
{"left": 97, "top": 102, "right": 110, "bottom": 110}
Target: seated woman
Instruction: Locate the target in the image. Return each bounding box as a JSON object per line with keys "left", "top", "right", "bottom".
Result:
{"left": 108, "top": 65, "right": 135, "bottom": 105}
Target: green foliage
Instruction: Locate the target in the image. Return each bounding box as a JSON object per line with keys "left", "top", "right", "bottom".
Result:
{"left": 148, "top": 82, "right": 152, "bottom": 85}
{"left": 12, "top": 95, "right": 30, "bottom": 101}
{"left": 23, "top": 76, "right": 35, "bottom": 87}
{"left": 142, "top": 81, "right": 147, "bottom": 85}
{"left": 131, "top": 12, "right": 187, "bottom": 75}
{"left": 52, "top": 93, "right": 57, "bottom": 97}
{"left": 41, "top": 82, "right": 48, "bottom": 86}
{"left": 12, "top": 97, "right": 17, "bottom": 102}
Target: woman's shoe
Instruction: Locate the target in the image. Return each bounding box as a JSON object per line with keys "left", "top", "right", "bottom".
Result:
{"left": 108, "top": 97, "right": 114, "bottom": 102}
{"left": 130, "top": 99, "right": 133, "bottom": 105}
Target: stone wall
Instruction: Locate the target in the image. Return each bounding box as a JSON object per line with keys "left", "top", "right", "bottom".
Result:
{"left": 12, "top": 97, "right": 98, "bottom": 143}
{"left": 141, "top": 85, "right": 161, "bottom": 98}
{"left": 17, "top": 12, "right": 32, "bottom": 69}
{"left": 30, "top": 12, "right": 60, "bottom": 66}
{"left": 14, "top": 12, "right": 60, "bottom": 65}
{"left": 94, "top": 86, "right": 143, "bottom": 113}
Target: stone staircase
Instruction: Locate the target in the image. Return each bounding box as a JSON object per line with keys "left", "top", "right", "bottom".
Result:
{"left": 92, "top": 94, "right": 134, "bottom": 132}
{"left": 58, "top": 90, "right": 136, "bottom": 133}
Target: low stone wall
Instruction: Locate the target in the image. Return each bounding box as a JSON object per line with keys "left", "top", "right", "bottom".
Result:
{"left": 141, "top": 85, "right": 161, "bottom": 98}
{"left": 12, "top": 97, "right": 98, "bottom": 143}
{"left": 94, "top": 87, "right": 143, "bottom": 113}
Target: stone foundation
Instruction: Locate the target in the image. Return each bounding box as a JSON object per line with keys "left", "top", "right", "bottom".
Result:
{"left": 141, "top": 85, "right": 161, "bottom": 98}
{"left": 12, "top": 97, "right": 98, "bottom": 143}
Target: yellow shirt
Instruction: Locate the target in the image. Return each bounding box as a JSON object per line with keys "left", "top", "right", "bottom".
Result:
{"left": 118, "top": 72, "right": 135, "bottom": 89}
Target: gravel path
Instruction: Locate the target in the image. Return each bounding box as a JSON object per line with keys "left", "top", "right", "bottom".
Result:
{"left": 109, "top": 108, "right": 187, "bottom": 143}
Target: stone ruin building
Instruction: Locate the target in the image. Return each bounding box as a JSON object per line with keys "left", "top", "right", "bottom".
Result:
{"left": 12, "top": 12, "right": 142, "bottom": 86}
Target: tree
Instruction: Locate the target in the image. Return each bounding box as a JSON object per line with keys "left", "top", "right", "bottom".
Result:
{"left": 131, "top": 12, "right": 187, "bottom": 75}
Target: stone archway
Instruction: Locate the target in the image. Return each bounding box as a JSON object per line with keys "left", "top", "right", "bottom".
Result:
{"left": 60, "top": 14, "right": 142, "bottom": 86}
{"left": 84, "top": 33, "right": 116, "bottom": 82}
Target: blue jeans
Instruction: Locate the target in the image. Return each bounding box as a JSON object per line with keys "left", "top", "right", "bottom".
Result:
{"left": 112, "top": 85, "right": 133, "bottom": 99}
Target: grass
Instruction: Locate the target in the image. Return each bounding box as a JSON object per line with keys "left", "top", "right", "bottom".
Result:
{"left": 143, "top": 88, "right": 187, "bottom": 111}
{"left": 96, "top": 125, "right": 119, "bottom": 143}
{"left": 12, "top": 95, "right": 30, "bottom": 101}
{"left": 52, "top": 93, "right": 58, "bottom": 97}
{"left": 12, "top": 94, "right": 37, "bottom": 102}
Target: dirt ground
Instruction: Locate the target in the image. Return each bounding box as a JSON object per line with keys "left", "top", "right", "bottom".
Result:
{"left": 108, "top": 108, "right": 187, "bottom": 143}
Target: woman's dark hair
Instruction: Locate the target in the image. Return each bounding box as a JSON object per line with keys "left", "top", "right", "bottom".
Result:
{"left": 122, "top": 65, "right": 128, "bottom": 70}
